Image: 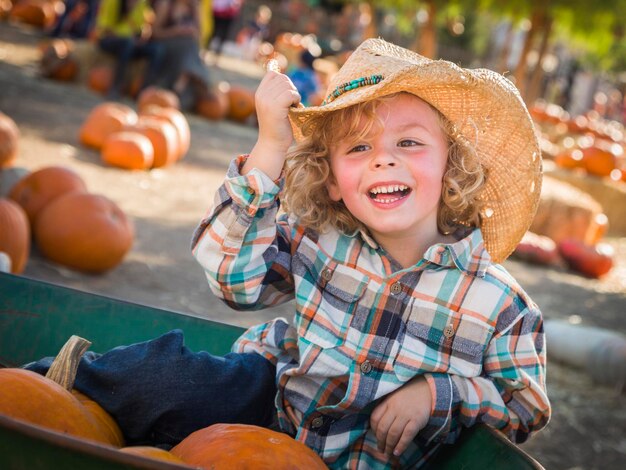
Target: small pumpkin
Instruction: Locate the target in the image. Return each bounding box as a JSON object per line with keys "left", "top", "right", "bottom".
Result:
{"left": 35, "top": 192, "right": 134, "bottom": 273}
{"left": 0, "top": 336, "right": 124, "bottom": 446}
{"left": 195, "top": 86, "right": 230, "bottom": 121}
{"left": 9, "top": 0, "right": 56, "bottom": 28}
{"left": 79, "top": 102, "right": 139, "bottom": 150}
{"left": 40, "top": 38, "right": 78, "bottom": 82}
{"left": 0, "top": 198, "right": 30, "bottom": 273}
{"left": 123, "top": 117, "right": 178, "bottom": 168}
{"left": 119, "top": 446, "right": 188, "bottom": 464}
{"left": 581, "top": 146, "right": 617, "bottom": 178}
{"left": 87, "top": 65, "right": 114, "bottom": 95}
{"left": 8, "top": 165, "right": 88, "bottom": 226}
{"left": 171, "top": 423, "right": 328, "bottom": 470}
{"left": 226, "top": 85, "right": 256, "bottom": 123}
{"left": 137, "top": 86, "right": 180, "bottom": 112}
{"left": 0, "top": 111, "right": 20, "bottom": 168}
{"left": 558, "top": 239, "right": 615, "bottom": 279}
{"left": 139, "top": 105, "right": 190, "bottom": 160}
{"left": 101, "top": 131, "right": 154, "bottom": 170}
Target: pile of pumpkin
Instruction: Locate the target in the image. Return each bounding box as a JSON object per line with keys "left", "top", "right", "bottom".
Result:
{"left": 1, "top": 0, "right": 62, "bottom": 29}
{"left": 0, "top": 112, "right": 133, "bottom": 274}
{"left": 513, "top": 176, "right": 615, "bottom": 279}
{"left": 531, "top": 101, "right": 626, "bottom": 183}
{"left": 0, "top": 335, "right": 328, "bottom": 469}
{"left": 80, "top": 87, "right": 190, "bottom": 170}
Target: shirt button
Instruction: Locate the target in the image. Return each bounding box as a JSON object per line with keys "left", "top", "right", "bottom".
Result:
{"left": 390, "top": 282, "right": 402, "bottom": 295}
{"left": 321, "top": 268, "right": 333, "bottom": 281}
{"left": 360, "top": 360, "right": 373, "bottom": 374}
{"left": 311, "top": 416, "right": 324, "bottom": 429}
{"left": 443, "top": 324, "right": 455, "bottom": 339}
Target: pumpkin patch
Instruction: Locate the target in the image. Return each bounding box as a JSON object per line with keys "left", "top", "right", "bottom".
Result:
{"left": 0, "top": 111, "right": 19, "bottom": 168}
{"left": 0, "top": 197, "right": 30, "bottom": 273}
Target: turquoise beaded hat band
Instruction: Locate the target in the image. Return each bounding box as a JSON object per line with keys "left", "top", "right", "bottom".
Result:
{"left": 322, "top": 74, "right": 384, "bottom": 105}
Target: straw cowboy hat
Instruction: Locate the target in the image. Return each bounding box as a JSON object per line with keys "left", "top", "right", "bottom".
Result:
{"left": 288, "top": 38, "right": 542, "bottom": 264}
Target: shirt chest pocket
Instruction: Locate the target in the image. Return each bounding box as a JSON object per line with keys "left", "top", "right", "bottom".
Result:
{"left": 392, "top": 299, "right": 494, "bottom": 382}
{"left": 294, "top": 255, "right": 370, "bottom": 350}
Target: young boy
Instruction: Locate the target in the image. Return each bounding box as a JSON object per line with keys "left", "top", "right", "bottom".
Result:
{"left": 27, "top": 39, "right": 550, "bottom": 468}
{"left": 191, "top": 38, "right": 550, "bottom": 467}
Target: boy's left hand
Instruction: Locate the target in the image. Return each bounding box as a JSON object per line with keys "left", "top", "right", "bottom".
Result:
{"left": 370, "top": 376, "right": 433, "bottom": 457}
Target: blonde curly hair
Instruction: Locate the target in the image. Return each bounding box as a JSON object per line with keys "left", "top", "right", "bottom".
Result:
{"left": 282, "top": 93, "right": 486, "bottom": 236}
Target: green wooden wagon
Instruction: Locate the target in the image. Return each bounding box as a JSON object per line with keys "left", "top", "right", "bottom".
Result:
{"left": 0, "top": 272, "right": 544, "bottom": 469}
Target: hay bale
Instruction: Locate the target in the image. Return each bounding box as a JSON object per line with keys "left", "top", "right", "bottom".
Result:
{"left": 530, "top": 176, "right": 607, "bottom": 244}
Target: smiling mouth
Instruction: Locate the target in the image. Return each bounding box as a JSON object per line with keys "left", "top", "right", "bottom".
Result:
{"left": 368, "top": 184, "right": 411, "bottom": 203}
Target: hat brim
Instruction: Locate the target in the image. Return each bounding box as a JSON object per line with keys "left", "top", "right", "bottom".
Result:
{"left": 288, "top": 43, "right": 542, "bottom": 264}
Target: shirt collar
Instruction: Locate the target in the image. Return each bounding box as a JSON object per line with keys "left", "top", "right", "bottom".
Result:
{"left": 357, "top": 226, "right": 491, "bottom": 277}
{"left": 423, "top": 228, "right": 491, "bottom": 277}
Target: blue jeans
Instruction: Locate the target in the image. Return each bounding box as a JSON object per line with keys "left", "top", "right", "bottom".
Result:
{"left": 98, "top": 36, "right": 164, "bottom": 96}
{"left": 25, "top": 330, "right": 277, "bottom": 447}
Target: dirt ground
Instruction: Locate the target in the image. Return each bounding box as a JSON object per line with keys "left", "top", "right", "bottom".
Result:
{"left": 1, "top": 21, "right": 625, "bottom": 470}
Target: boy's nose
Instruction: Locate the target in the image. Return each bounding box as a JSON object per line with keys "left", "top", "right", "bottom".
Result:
{"left": 371, "top": 152, "right": 397, "bottom": 168}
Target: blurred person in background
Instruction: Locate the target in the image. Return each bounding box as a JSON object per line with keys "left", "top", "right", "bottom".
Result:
{"left": 206, "top": 0, "right": 243, "bottom": 59}
{"left": 95, "top": 0, "right": 164, "bottom": 99}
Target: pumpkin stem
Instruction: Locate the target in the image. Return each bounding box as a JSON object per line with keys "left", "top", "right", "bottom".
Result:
{"left": 45, "top": 335, "right": 92, "bottom": 391}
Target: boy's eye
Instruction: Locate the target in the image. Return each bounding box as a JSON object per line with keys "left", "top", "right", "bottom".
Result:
{"left": 398, "top": 139, "right": 421, "bottom": 147}
{"left": 348, "top": 144, "right": 370, "bottom": 153}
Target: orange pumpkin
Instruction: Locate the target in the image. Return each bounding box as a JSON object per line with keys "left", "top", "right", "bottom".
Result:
{"left": 0, "top": 111, "right": 19, "bottom": 168}
{"left": 8, "top": 165, "right": 88, "bottom": 226}
{"left": 35, "top": 192, "right": 134, "bottom": 273}
{"left": 171, "top": 423, "right": 328, "bottom": 470}
{"left": 227, "top": 86, "right": 256, "bottom": 123}
{"left": 79, "top": 102, "right": 138, "bottom": 149}
{"left": 9, "top": 0, "right": 56, "bottom": 28}
{"left": 581, "top": 146, "right": 616, "bottom": 177}
{"left": 139, "top": 105, "right": 190, "bottom": 160}
{"left": 73, "top": 390, "right": 125, "bottom": 447}
{"left": 0, "top": 198, "right": 30, "bottom": 273}
{"left": 40, "top": 38, "right": 78, "bottom": 82}
{"left": 196, "top": 87, "right": 230, "bottom": 121}
{"left": 101, "top": 131, "right": 154, "bottom": 170}
{"left": 137, "top": 86, "right": 180, "bottom": 112}
{"left": 0, "top": 336, "right": 124, "bottom": 447}
{"left": 119, "top": 446, "right": 187, "bottom": 464}
{"left": 123, "top": 117, "right": 178, "bottom": 168}
{"left": 87, "top": 65, "right": 114, "bottom": 95}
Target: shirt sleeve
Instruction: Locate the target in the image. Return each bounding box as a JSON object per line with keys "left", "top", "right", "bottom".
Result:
{"left": 191, "top": 155, "right": 295, "bottom": 310}
{"left": 419, "top": 302, "right": 551, "bottom": 445}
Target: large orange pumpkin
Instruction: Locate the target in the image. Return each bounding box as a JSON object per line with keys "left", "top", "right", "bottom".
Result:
{"left": 123, "top": 117, "right": 178, "bottom": 168}
{"left": 101, "top": 131, "right": 154, "bottom": 170}
{"left": 35, "top": 192, "right": 134, "bottom": 273}
{"left": 171, "top": 423, "right": 328, "bottom": 470}
{"left": 139, "top": 105, "right": 190, "bottom": 160}
{"left": 227, "top": 86, "right": 256, "bottom": 123}
{"left": 0, "top": 336, "right": 124, "bottom": 447}
{"left": 0, "top": 197, "right": 30, "bottom": 273}
{"left": 80, "top": 102, "right": 139, "bottom": 149}
{"left": 73, "top": 390, "right": 125, "bottom": 447}
{"left": 0, "top": 111, "right": 19, "bottom": 168}
{"left": 119, "top": 446, "right": 188, "bottom": 464}
{"left": 8, "top": 165, "right": 88, "bottom": 226}
{"left": 137, "top": 86, "right": 180, "bottom": 112}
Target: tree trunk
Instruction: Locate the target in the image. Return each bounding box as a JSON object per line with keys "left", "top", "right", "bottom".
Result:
{"left": 526, "top": 15, "right": 553, "bottom": 105}
{"left": 513, "top": 9, "right": 541, "bottom": 99}
{"left": 412, "top": 0, "right": 437, "bottom": 57}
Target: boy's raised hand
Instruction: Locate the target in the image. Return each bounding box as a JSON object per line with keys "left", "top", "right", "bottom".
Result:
{"left": 370, "top": 376, "right": 433, "bottom": 457}
{"left": 244, "top": 62, "right": 301, "bottom": 180}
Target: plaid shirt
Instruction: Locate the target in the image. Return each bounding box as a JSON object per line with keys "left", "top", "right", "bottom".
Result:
{"left": 192, "top": 157, "right": 551, "bottom": 469}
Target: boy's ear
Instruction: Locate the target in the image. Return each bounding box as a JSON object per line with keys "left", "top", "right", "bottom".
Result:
{"left": 326, "top": 176, "right": 342, "bottom": 202}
